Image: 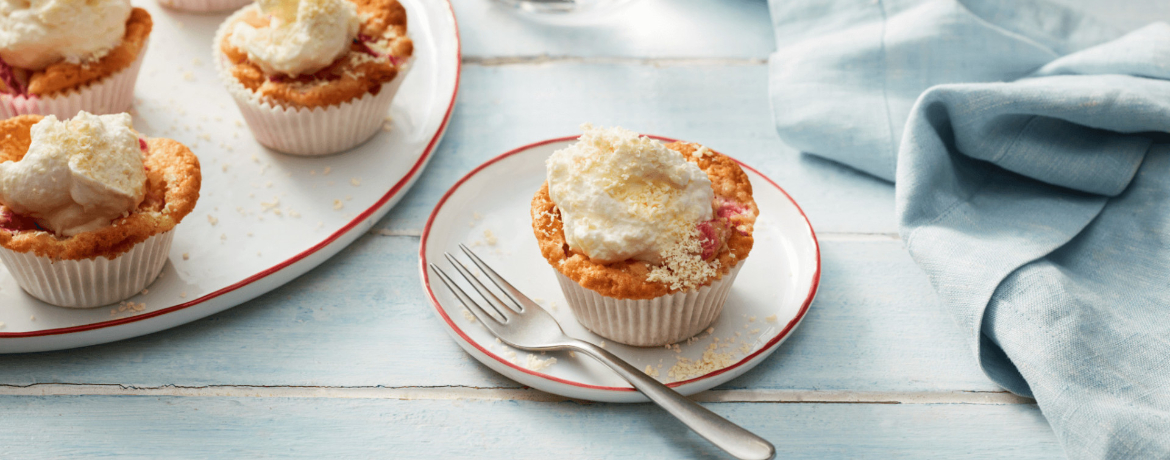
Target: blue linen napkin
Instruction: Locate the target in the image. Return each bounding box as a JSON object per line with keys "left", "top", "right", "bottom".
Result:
{"left": 768, "top": 0, "right": 1170, "bottom": 457}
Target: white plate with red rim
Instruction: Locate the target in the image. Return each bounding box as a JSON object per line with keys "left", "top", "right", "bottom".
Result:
{"left": 0, "top": 0, "right": 459, "bottom": 353}
{"left": 420, "top": 136, "right": 820, "bottom": 403}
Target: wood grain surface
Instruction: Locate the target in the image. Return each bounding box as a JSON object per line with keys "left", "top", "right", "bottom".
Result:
{"left": 1, "top": 396, "right": 1059, "bottom": 459}
{"left": 15, "top": 0, "right": 1170, "bottom": 456}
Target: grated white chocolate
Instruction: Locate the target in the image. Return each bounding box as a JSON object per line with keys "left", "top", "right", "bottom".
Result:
{"left": 545, "top": 124, "right": 713, "bottom": 265}
{"left": 645, "top": 226, "right": 720, "bottom": 291}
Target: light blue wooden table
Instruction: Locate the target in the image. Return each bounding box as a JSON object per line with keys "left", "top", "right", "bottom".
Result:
{"left": 2, "top": 1, "right": 1165, "bottom": 457}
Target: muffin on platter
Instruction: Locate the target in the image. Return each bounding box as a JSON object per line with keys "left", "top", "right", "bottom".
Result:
{"left": 531, "top": 125, "right": 758, "bottom": 347}
{"left": 0, "top": 112, "right": 201, "bottom": 308}
{"left": 215, "top": 0, "right": 414, "bottom": 156}
{"left": 0, "top": 1, "right": 152, "bottom": 118}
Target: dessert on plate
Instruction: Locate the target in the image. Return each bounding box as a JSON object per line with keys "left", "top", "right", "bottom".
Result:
{"left": 0, "top": 112, "right": 201, "bottom": 308}
{"left": 0, "top": 0, "right": 152, "bottom": 118}
{"left": 215, "top": 0, "right": 414, "bottom": 156}
{"left": 531, "top": 125, "right": 758, "bottom": 347}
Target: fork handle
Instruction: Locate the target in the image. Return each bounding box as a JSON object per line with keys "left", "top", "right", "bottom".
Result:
{"left": 569, "top": 341, "right": 776, "bottom": 460}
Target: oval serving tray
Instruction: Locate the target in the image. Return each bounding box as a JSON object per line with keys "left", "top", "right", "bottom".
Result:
{"left": 0, "top": 0, "right": 460, "bottom": 353}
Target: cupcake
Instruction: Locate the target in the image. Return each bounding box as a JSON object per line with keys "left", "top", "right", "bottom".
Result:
{"left": 0, "top": 1, "right": 152, "bottom": 119}
{"left": 531, "top": 125, "right": 759, "bottom": 347}
{"left": 215, "top": 0, "right": 414, "bottom": 156}
{"left": 158, "top": 0, "right": 251, "bottom": 14}
{"left": 0, "top": 112, "right": 201, "bottom": 308}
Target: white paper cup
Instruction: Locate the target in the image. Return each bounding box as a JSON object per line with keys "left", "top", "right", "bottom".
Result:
{"left": 157, "top": 0, "right": 250, "bottom": 13}
{"left": 555, "top": 262, "right": 744, "bottom": 347}
{"left": 214, "top": 8, "right": 411, "bottom": 156}
{"left": 0, "top": 42, "right": 147, "bottom": 119}
{"left": 0, "top": 231, "right": 174, "bottom": 309}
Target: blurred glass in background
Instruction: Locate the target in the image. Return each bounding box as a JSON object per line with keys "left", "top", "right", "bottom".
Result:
{"left": 491, "top": 0, "right": 640, "bottom": 24}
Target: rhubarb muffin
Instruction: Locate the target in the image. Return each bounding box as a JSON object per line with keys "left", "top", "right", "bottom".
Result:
{"left": 0, "top": 113, "right": 201, "bottom": 308}
{"left": 0, "top": 1, "right": 152, "bottom": 118}
{"left": 531, "top": 125, "right": 758, "bottom": 346}
{"left": 215, "top": 0, "right": 414, "bottom": 156}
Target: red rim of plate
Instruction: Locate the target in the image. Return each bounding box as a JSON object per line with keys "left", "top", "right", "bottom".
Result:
{"left": 0, "top": 0, "right": 462, "bottom": 339}
{"left": 419, "top": 135, "right": 821, "bottom": 392}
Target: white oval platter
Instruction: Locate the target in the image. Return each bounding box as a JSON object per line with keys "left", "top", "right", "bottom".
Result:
{"left": 419, "top": 137, "right": 820, "bottom": 403}
{"left": 0, "top": 0, "right": 460, "bottom": 353}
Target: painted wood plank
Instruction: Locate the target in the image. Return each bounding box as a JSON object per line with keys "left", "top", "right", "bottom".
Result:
{"left": 0, "top": 235, "right": 996, "bottom": 393}
{"left": 0, "top": 384, "right": 1033, "bottom": 404}
{"left": 454, "top": 0, "right": 775, "bottom": 59}
{"left": 718, "top": 239, "right": 992, "bottom": 391}
{"left": 0, "top": 395, "right": 1059, "bottom": 459}
{"left": 380, "top": 62, "right": 896, "bottom": 236}
{"left": 452, "top": 0, "right": 1170, "bottom": 60}
{"left": 0, "top": 393, "right": 1062, "bottom": 456}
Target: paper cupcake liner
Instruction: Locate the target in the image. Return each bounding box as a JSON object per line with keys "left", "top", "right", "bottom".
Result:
{"left": 214, "top": 9, "right": 412, "bottom": 156}
{"left": 0, "top": 231, "right": 174, "bottom": 309}
{"left": 556, "top": 262, "right": 745, "bottom": 347}
{"left": 0, "top": 42, "right": 147, "bottom": 119}
{"left": 157, "top": 0, "right": 250, "bottom": 13}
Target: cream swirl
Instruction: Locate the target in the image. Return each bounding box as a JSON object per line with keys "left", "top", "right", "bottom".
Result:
{"left": 0, "top": 112, "right": 146, "bottom": 237}
{"left": 0, "top": 0, "right": 131, "bottom": 70}
{"left": 230, "top": 0, "right": 360, "bottom": 77}
{"left": 546, "top": 125, "right": 714, "bottom": 264}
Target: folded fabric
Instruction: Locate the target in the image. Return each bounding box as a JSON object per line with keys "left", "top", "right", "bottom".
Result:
{"left": 768, "top": 0, "right": 1170, "bottom": 457}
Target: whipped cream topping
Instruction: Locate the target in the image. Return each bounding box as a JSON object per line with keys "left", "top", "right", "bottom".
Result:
{"left": 0, "top": 0, "right": 131, "bottom": 70}
{"left": 230, "top": 0, "right": 360, "bottom": 77}
{"left": 0, "top": 112, "right": 146, "bottom": 237}
{"left": 546, "top": 125, "right": 715, "bottom": 264}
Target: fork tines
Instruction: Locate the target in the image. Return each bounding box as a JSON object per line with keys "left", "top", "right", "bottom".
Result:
{"left": 430, "top": 244, "right": 525, "bottom": 325}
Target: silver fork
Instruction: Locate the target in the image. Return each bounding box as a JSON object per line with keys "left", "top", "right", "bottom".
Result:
{"left": 430, "top": 244, "right": 776, "bottom": 460}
